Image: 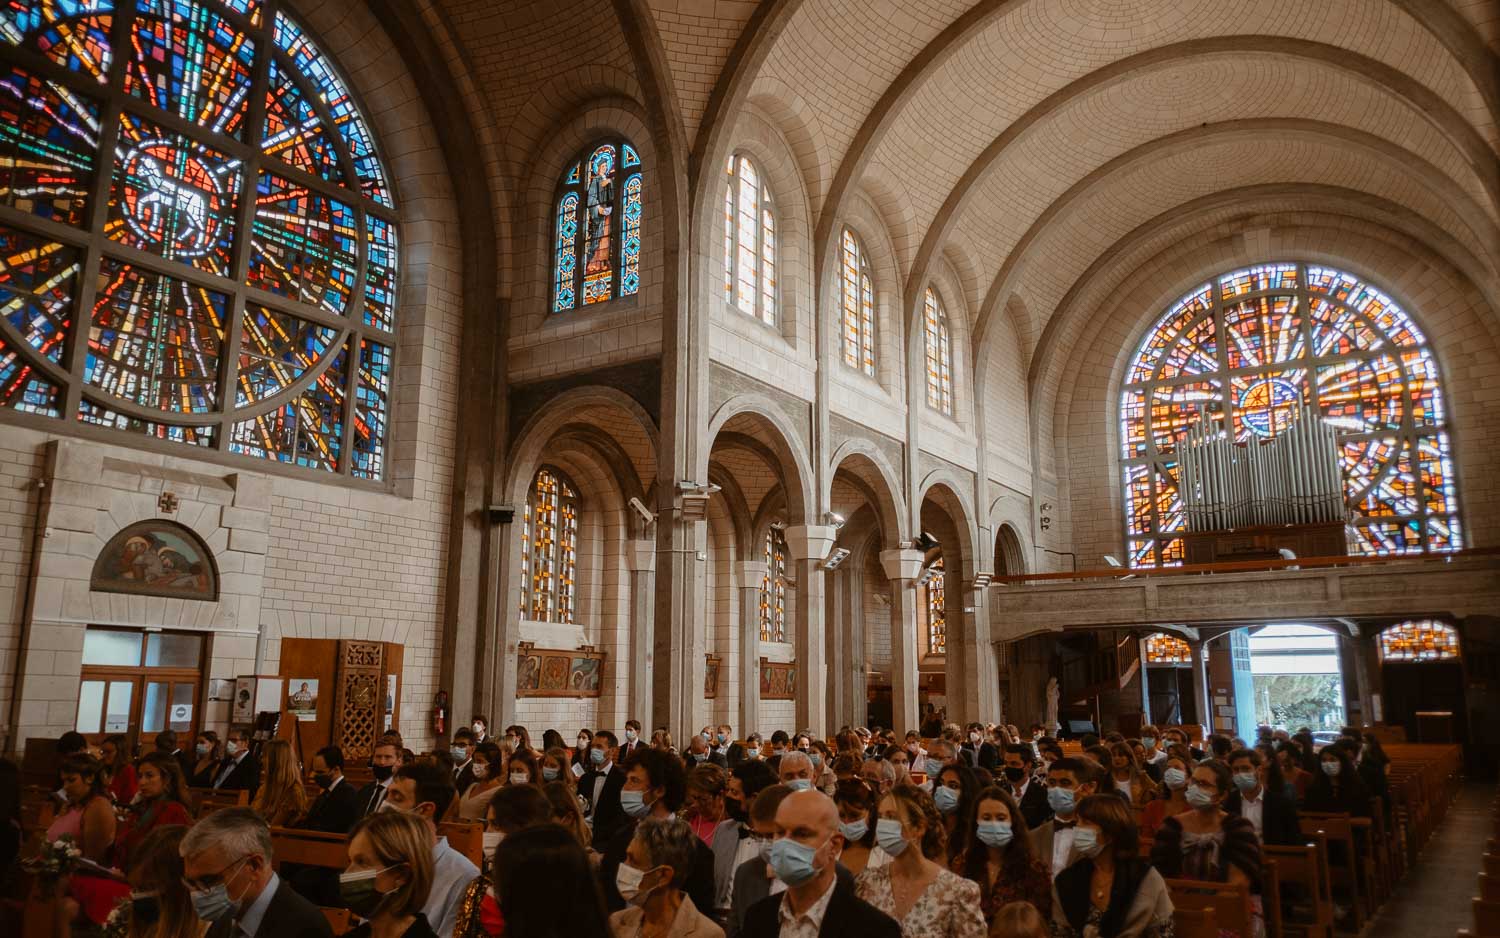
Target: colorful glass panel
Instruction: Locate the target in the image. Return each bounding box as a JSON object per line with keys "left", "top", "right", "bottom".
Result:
{"left": 723, "top": 153, "right": 776, "bottom": 325}
{"left": 227, "top": 340, "right": 344, "bottom": 470}
{"left": 248, "top": 171, "right": 357, "bottom": 315}
{"left": 519, "top": 468, "right": 578, "bottom": 624}
{"left": 553, "top": 192, "right": 577, "bottom": 312}
{"left": 0, "top": 66, "right": 98, "bottom": 226}
{"left": 234, "top": 302, "right": 336, "bottom": 406}
{"left": 1, "top": 0, "right": 113, "bottom": 80}
{"left": 759, "top": 526, "right": 787, "bottom": 643}
{"left": 126, "top": 0, "right": 254, "bottom": 139}
{"left": 1144, "top": 633, "right": 1192, "bottom": 663}
{"left": 0, "top": 225, "right": 78, "bottom": 363}
{"left": 925, "top": 557, "right": 946, "bottom": 655}
{"left": 1378, "top": 620, "right": 1459, "bottom": 662}
{"left": 923, "top": 287, "right": 953, "bottom": 414}
{"left": 351, "top": 336, "right": 387, "bottom": 480}
{"left": 260, "top": 57, "right": 342, "bottom": 185}
{"left": 839, "top": 228, "right": 875, "bottom": 376}
{"left": 1120, "top": 263, "right": 1459, "bottom": 565}
{"left": 363, "top": 213, "right": 396, "bottom": 331}
{"left": 552, "top": 140, "right": 643, "bottom": 312}
{"left": 77, "top": 398, "right": 213, "bottom": 444}
{"left": 620, "top": 171, "right": 640, "bottom": 297}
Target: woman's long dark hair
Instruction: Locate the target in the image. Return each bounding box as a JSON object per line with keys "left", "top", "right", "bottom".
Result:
{"left": 960, "top": 785, "right": 1036, "bottom": 885}
{"left": 935, "top": 763, "right": 982, "bottom": 863}
{"left": 494, "top": 824, "right": 610, "bottom": 938}
{"left": 832, "top": 779, "right": 878, "bottom": 849}
{"left": 1309, "top": 745, "right": 1369, "bottom": 805}
{"left": 1056, "top": 795, "right": 1150, "bottom": 938}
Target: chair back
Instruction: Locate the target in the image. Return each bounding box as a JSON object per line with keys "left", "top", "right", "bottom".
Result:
{"left": 438, "top": 819, "right": 486, "bottom": 868}
{"left": 1166, "top": 878, "right": 1252, "bottom": 938}
{"left": 321, "top": 907, "right": 351, "bottom": 935}
{"left": 1172, "top": 906, "right": 1218, "bottom": 938}
{"left": 269, "top": 827, "right": 349, "bottom": 871}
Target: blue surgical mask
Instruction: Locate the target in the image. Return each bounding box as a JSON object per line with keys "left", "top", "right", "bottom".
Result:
{"left": 875, "top": 817, "right": 908, "bottom": 856}
{"left": 620, "top": 789, "right": 651, "bottom": 818}
{"left": 451, "top": 747, "right": 468, "bottom": 763}
{"left": 925, "top": 757, "right": 946, "bottom": 776}
{"left": 1047, "top": 786, "right": 1076, "bottom": 815}
{"left": 1142, "top": 737, "right": 1157, "bottom": 749}
{"left": 810, "top": 753, "right": 823, "bottom": 770}
{"left": 189, "top": 884, "right": 235, "bottom": 923}
{"left": 1233, "top": 772, "right": 1258, "bottom": 793}
{"left": 542, "top": 766, "right": 560, "bottom": 781}
{"left": 786, "top": 778, "right": 813, "bottom": 792}
{"left": 590, "top": 747, "right": 605, "bottom": 766}
{"left": 1163, "top": 768, "right": 1187, "bottom": 790}
{"left": 767, "top": 836, "right": 824, "bottom": 886}
{"left": 839, "top": 819, "right": 868, "bottom": 842}
{"left": 1185, "top": 784, "right": 1216, "bottom": 809}
{"left": 975, "top": 820, "right": 1013, "bottom": 849}
{"left": 1071, "top": 827, "right": 1103, "bottom": 858}
{"left": 933, "top": 785, "right": 960, "bottom": 815}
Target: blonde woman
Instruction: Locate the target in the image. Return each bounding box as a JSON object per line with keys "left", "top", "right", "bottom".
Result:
{"left": 857, "top": 783, "right": 986, "bottom": 938}
{"left": 1107, "top": 741, "right": 1158, "bottom": 810}
{"left": 251, "top": 739, "right": 309, "bottom": 827}
{"left": 342, "top": 809, "right": 437, "bottom": 938}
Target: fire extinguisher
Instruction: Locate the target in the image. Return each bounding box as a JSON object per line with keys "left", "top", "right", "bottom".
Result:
{"left": 432, "top": 690, "right": 448, "bottom": 738}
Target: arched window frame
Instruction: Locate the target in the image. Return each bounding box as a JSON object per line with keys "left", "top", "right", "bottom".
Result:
{"left": 1118, "top": 262, "right": 1461, "bottom": 567}
{"left": 723, "top": 152, "right": 776, "bottom": 326}
{"left": 923, "top": 556, "right": 946, "bottom": 655}
{"left": 519, "top": 466, "right": 579, "bottom": 624}
{"left": 1143, "top": 632, "right": 1192, "bottom": 663}
{"left": 552, "top": 138, "right": 642, "bottom": 312}
{"left": 923, "top": 286, "right": 954, "bottom": 415}
{"left": 759, "top": 525, "right": 788, "bottom": 642}
{"left": 1378, "top": 620, "right": 1460, "bottom": 662}
{"left": 839, "top": 228, "right": 876, "bottom": 377}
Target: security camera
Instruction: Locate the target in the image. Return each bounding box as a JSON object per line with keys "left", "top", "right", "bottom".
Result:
{"left": 822, "top": 547, "right": 851, "bottom": 570}
{"left": 628, "top": 496, "right": 656, "bottom": 526}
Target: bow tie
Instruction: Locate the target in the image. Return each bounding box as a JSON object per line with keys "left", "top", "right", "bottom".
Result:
{"left": 1053, "top": 820, "right": 1076, "bottom": 830}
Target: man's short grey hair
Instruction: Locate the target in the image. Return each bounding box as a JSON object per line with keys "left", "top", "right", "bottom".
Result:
{"left": 634, "top": 817, "right": 699, "bottom": 888}
{"left": 778, "top": 750, "right": 813, "bottom": 775}
{"left": 863, "top": 758, "right": 896, "bottom": 782}
{"left": 180, "top": 807, "right": 273, "bottom": 862}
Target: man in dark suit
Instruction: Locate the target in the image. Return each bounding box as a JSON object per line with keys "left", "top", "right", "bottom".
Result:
{"left": 686, "top": 732, "right": 727, "bottom": 769}
{"left": 1000, "top": 744, "right": 1052, "bottom": 829}
{"left": 355, "top": 739, "right": 401, "bottom": 817}
{"left": 714, "top": 724, "right": 747, "bottom": 768}
{"left": 618, "top": 719, "right": 646, "bottom": 761}
{"left": 1030, "top": 757, "right": 1098, "bottom": 877}
{"left": 581, "top": 730, "right": 627, "bottom": 847}
{"left": 960, "top": 722, "right": 1000, "bottom": 771}
{"left": 740, "top": 789, "right": 899, "bottom": 938}
{"left": 211, "top": 729, "right": 259, "bottom": 793}
{"left": 181, "top": 807, "right": 333, "bottom": 938}
{"left": 303, "top": 746, "right": 360, "bottom": 833}
{"left": 155, "top": 730, "right": 195, "bottom": 785}
{"left": 449, "top": 729, "right": 477, "bottom": 792}
{"left": 1225, "top": 748, "right": 1302, "bottom": 845}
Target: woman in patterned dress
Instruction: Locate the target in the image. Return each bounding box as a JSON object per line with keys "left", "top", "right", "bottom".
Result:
{"left": 949, "top": 786, "right": 1051, "bottom": 927}
{"left": 854, "top": 783, "right": 986, "bottom": 938}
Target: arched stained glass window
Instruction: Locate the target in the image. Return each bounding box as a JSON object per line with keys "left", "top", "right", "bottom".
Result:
{"left": 519, "top": 467, "right": 578, "bottom": 624}
{"left": 1378, "top": 620, "right": 1459, "bottom": 661}
{"left": 723, "top": 153, "right": 775, "bottom": 325}
{"left": 1120, "top": 263, "right": 1460, "bottom": 566}
{"left": 553, "top": 139, "right": 641, "bottom": 312}
{"left": 839, "top": 228, "right": 875, "bottom": 376}
{"left": 759, "top": 525, "right": 787, "bottom": 642}
{"left": 924, "top": 557, "right": 946, "bottom": 655}
{"left": 923, "top": 287, "right": 953, "bottom": 414}
{"left": 0, "top": 0, "right": 398, "bottom": 479}
{"left": 1144, "top": 632, "right": 1192, "bottom": 663}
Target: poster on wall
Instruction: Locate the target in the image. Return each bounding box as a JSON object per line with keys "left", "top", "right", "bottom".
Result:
{"left": 253, "top": 677, "right": 283, "bottom": 717}
{"left": 385, "top": 674, "right": 398, "bottom": 731}
{"left": 287, "top": 679, "right": 319, "bottom": 721}
{"left": 760, "top": 659, "right": 797, "bottom": 700}
{"left": 233, "top": 677, "right": 255, "bottom": 723}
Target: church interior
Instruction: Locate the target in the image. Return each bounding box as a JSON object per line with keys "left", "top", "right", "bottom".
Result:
{"left": 1, "top": 0, "right": 1498, "bottom": 936}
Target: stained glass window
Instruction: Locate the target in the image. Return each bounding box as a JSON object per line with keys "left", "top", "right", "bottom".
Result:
{"left": 924, "top": 557, "right": 945, "bottom": 655}
{"left": 759, "top": 525, "right": 787, "bottom": 643}
{"left": 1119, "top": 263, "right": 1460, "bottom": 565}
{"left": 1378, "top": 620, "right": 1459, "bottom": 662}
{"left": 518, "top": 467, "right": 578, "bottom": 624}
{"left": 839, "top": 228, "right": 875, "bottom": 376}
{"left": 723, "top": 153, "right": 775, "bottom": 325}
{"left": 0, "top": 0, "right": 398, "bottom": 479}
{"left": 553, "top": 139, "right": 641, "bottom": 312}
{"left": 923, "top": 287, "right": 953, "bottom": 414}
{"left": 1144, "top": 633, "right": 1192, "bottom": 664}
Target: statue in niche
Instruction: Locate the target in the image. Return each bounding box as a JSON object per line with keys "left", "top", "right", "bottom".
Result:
{"left": 1045, "top": 677, "right": 1060, "bottom": 734}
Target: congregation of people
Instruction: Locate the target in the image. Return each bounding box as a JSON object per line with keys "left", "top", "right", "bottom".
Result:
{"left": 6, "top": 714, "right": 1398, "bottom": 938}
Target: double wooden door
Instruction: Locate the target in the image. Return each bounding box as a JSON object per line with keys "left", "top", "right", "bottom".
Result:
{"left": 75, "top": 627, "right": 205, "bottom": 756}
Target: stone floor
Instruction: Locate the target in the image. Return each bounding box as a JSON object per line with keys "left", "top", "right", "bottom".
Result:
{"left": 1363, "top": 781, "right": 1494, "bottom": 938}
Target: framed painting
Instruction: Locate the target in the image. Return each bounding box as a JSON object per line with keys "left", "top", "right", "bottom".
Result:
{"left": 517, "top": 643, "right": 604, "bottom": 698}
{"left": 704, "top": 655, "right": 721, "bottom": 698}
{"left": 91, "top": 520, "right": 218, "bottom": 600}
{"left": 760, "top": 658, "right": 796, "bottom": 700}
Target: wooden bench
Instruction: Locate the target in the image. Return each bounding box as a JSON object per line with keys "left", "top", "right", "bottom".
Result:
{"left": 438, "top": 819, "right": 485, "bottom": 868}
{"left": 270, "top": 827, "right": 350, "bottom": 871}
{"left": 1167, "top": 879, "right": 1253, "bottom": 938}
{"left": 1173, "top": 905, "right": 1218, "bottom": 938}
{"left": 188, "top": 786, "right": 249, "bottom": 816}
{"left": 1266, "top": 836, "right": 1335, "bottom": 938}
{"left": 1302, "top": 813, "right": 1375, "bottom": 930}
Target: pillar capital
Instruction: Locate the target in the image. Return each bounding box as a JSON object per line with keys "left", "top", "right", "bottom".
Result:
{"left": 880, "top": 548, "right": 925, "bottom": 582}
{"left": 736, "top": 560, "right": 768, "bottom": 580}
{"left": 628, "top": 539, "right": 656, "bottom": 572}
{"left": 784, "top": 524, "right": 837, "bottom": 563}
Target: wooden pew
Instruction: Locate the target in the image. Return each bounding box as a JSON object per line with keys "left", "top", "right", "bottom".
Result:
{"left": 1264, "top": 856, "right": 1283, "bottom": 938}
{"left": 1471, "top": 897, "right": 1500, "bottom": 937}
{"left": 1266, "top": 837, "right": 1335, "bottom": 938}
{"left": 1167, "top": 879, "right": 1253, "bottom": 938}
{"left": 321, "top": 906, "right": 351, "bottom": 936}
{"left": 188, "top": 786, "right": 249, "bottom": 816}
{"left": 438, "top": 820, "right": 485, "bottom": 868}
{"left": 1173, "top": 906, "right": 1218, "bottom": 938}
{"left": 269, "top": 827, "right": 350, "bottom": 871}
{"left": 1302, "top": 813, "right": 1375, "bottom": 929}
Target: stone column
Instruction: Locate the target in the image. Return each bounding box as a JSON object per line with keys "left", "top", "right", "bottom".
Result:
{"left": 653, "top": 495, "right": 710, "bottom": 743}
{"left": 735, "top": 560, "right": 767, "bottom": 735}
{"left": 627, "top": 539, "right": 656, "bottom": 731}
{"left": 824, "top": 569, "right": 847, "bottom": 728}
{"left": 785, "top": 524, "right": 836, "bottom": 734}
{"left": 845, "top": 561, "right": 868, "bottom": 726}
{"left": 881, "top": 548, "right": 924, "bottom": 736}
{"left": 1189, "top": 639, "right": 1210, "bottom": 735}
{"left": 1342, "top": 633, "right": 1373, "bottom": 728}
{"left": 1138, "top": 637, "right": 1152, "bottom": 722}
{"left": 960, "top": 574, "right": 996, "bottom": 721}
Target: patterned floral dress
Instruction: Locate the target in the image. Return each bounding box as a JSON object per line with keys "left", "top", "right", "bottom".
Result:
{"left": 856, "top": 863, "right": 987, "bottom": 938}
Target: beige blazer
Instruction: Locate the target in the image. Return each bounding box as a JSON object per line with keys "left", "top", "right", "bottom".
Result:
{"left": 610, "top": 894, "right": 726, "bottom": 938}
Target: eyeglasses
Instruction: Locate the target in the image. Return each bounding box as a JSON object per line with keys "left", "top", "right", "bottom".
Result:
{"left": 182, "top": 854, "right": 250, "bottom": 892}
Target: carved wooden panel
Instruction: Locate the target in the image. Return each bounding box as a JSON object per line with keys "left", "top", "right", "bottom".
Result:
{"left": 335, "top": 640, "right": 384, "bottom": 761}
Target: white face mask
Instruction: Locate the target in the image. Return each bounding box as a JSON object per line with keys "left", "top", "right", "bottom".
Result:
{"left": 224, "top": 741, "right": 240, "bottom": 756}
{"left": 509, "top": 772, "right": 530, "bottom": 786}
{"left": 615, "top": 863, "right": 655, "bottom": 907}
{"left": 472, "top": 724, "right": 484, "bottom": 735}
{"left": 470, "top": 763, "right": 488, "bottom": 780}
{"left": 482, "top": 830, "right": 503, "bottom": 853}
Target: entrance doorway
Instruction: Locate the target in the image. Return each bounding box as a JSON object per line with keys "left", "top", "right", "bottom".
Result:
{"left": 75, "top": 627, "right": 206, "bottom": 755}
{"left": 1249, "top": 624, "right": 1345, "bottom": 732}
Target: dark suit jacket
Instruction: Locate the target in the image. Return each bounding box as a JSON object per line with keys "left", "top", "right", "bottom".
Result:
{"left": 1013, "top": 779, "right": 1053, "bottom": 829}
{"left": 1225, "top": 787, "right": 1303, "bottom": 846}
{"left": 303, "top": 777, "right": 361, "bottom": 834}
{"left": 721, "top": 742, "right": 747, "bottom": 768}
{"left": 581, "top": 765, "right": 627, "bottom": 847}
{"left": 686, "top": 751, "right": 728, "bottom": 770}
{"left": 741, "top": 873, "right": 900, "bottom": 938}
{"left": 453, "top": 762, "right": 475, "bottom": 793}
{"left": 961, "top": 741, "right": 1000, "bottom": 771}
{"left": 206, "top": 877, "right": 332, "bottom": 938}
{"left": 212, "top": 753, "right": 260, "bottom": 792}
{"left": 618, "top": 739, "right": 646, "bottom": 762}
{"left": 171, "top": 750, "right": 195, "bottom": 785}
{"left": 354, "top": 780, "right": 390, "bottom": 817}
{"left": 728, "top": 861, "right": 855, "bottom": 938}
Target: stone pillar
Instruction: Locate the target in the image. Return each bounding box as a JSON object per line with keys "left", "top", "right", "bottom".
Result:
{"left": 785, "top": 525, "right": 836, "bottom": 734}
{"left": 1188, "top": 639, "right": 1210, "bottom": 735}
{"left": 627, "top": 539, "right": 656, "bottom": 731}
{"left": 1138, "top": 637, "right": 1152, "bottom": 722}
{"left": 824, "top": 569, "right": 847, "bottom": 729}
{"left": 881, "top": 548, "right": 924, "bottom": 736}
{"left": 653, "top": 497, "right": 709, "bottom": 743}
{"left": 735, "top": 560, "right": 767, "bottom": 735}
{"left": 1342, "top": 633, "right": 1373, "bottom": 729}
{"left": 961, "top": 574, "right": 996, "bottom": 721}
{"left": 845, "top": 561, "right": 868, "bottom": 726}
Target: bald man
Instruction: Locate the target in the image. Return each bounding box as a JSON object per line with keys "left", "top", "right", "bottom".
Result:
{"left": 740, "top": 789, "right": 899, "bottom": 938}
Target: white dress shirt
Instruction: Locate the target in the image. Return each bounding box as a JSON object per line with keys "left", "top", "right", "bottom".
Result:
{"left": 1241, "top": 788, "right": 1265, "bottom": 836}
{"left": 777, "top": 875, "right": 836, "bottom": 938}
{"left": 1051, "top": 824, "right": 1076, "bottom": 876}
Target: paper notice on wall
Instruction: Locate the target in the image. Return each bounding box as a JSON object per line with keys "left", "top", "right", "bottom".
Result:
{"left": 1372, "top": 694, "right": 1383, "bottom": 723}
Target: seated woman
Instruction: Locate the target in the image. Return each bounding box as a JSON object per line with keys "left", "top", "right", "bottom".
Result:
{"left": 682, "top": 763, "right": 728, "bottom": 844}
{"left": 609, "top": 817, "right": 723, "bottom": 937}
{"left": 99, "top": 735, "right": 137, "bottom": 805}
{"left": 1107, "top": 742, "right": 1159, "bottom": 811}
{"left": 1150, "top": 760, "right": 1262, "bottom": 937}
{"left": 494, "top": 824, "right": 612, "bottom": 937}
{"left": 990, "top": 900, "right": 1049, "bottom": 938}
{"left": 48, "top": 754, "right": 117, "bottom": 861}
{"left": 1302, "top": 745, "right": 1372, "bottom": 818}
{"left": 251, "top": 738, "right": 308, "bottom": 827}
{"left": 542, "top": 781, "right": 591, "bottom": 848}
{"left": 341, "top": 810, "right": 437, "bottom": 938}
{"left": 458, "top": 742, "right": 503, "bottom": 820}
{"left": 1050, "top": 794, "right": 1174, "bottom": 938}
{"left": 932, "top": 763, "right": 981, "bottom": 867}
{"left": 187, "top": 731, "right": 220, "bottom": 788}
{"left": 115, "top": 824, "right": 195, "bottom": 938}
{"left": 1273, "top": 741, "right": 1312, "bottom": 803}
{"left": 855, "top": 783, "right": 986, "bottom": 937}
{"left": 1139, "top": 747, "right": 1192, "bottom": 841}
{"left": 834, "top": 778, "right": 889, "bottom": 875}
{"left": 950, "top": 785, "right": 1051, "bottom": 926}
{"left": 453, "top": 784, "right": 555, "bottom": 938}
{"left": 505, "top": 749, "right": 542, "bottom": 788}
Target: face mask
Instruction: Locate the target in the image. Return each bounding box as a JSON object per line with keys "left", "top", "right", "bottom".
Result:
{"left": 756, "top": 837, "right": 774, "bottom": 862}
{"left": 747, "top": 748, "right": 760, "bottom": 760}
{"left": 224, "top": 741, "right": 240, "bottom": 757}
{"left": 625, "top": 730, "right": 638, "bottom": 743}
{"left": 925, "top": 757, "right": 946, "bottom": 776}
{"left": 339, "top": 866, "right": 400, "bottom": 919}
{"left": 875, "top": 818, "right": 908, "bottom": 857}
{"left": 1142, "top": 737, "right": 1157, "bottom": 749}
{"left": 195, "top": 743, "right": 210, "bottom": 757}
{"left": 621, "top": 789, "right": 652, "bottom": 819}
{"left": 810, "top": 754, "right": 823, "bottom": 770}
{"left": 840, "top": 819, "right": 868, "bottom": 841}
{"left": 1321, "top": 761, "right": 1341, "bottom": 777}
{"left": 615, "top": 862, "right": 658, "bottom": 906}
{"left": 1003, "top": 766, "right": 1026, "bottom": 784}
{"left": 482, "top": 831, "right": 504, "bottom": 854}
{"left": 933, "top": 785, "right": 960, "bottom": 815}
{"left": 578, "top": 737, "right": 590, "bottom": 749}
{"left": 969, "top": 733, "right": 981, "bottom": 744}
{"left": 975, "top": 820, "right": 1013, "bottom": 849}
{"left": 717, "top": 733, "right": 728, "bottom": 743}
{"left": 451, "top": 747, "right": 468, "bottom": 763}
{"left": 313, "top": 772, "right": 334, "bottom": 790}
{"left": 1185, "top": 785, "right": 1216, "bottom": 809}
{"left": 190, "top": 884, "right": 235, "bottom": 924}
{"left": 590, "top": 748, "right": 606, "bottom": 766}
{"left": 768, "top": 836, "right": 825, "bottom": 887}
{"left": 509, "top": 772, "right": 529, "bottom": 786}
{"left": 1233, "top": 772, "right": 1258, "bottom": 793}
{"left": 542, "top": 766, "right": 560, "bottom": 781}
{"left": 371, "top": 763, "right": 393, "bottom": 782}
{"left": 785, "top": 778, "right": 813, "bottom": 792}
{"left": 130, "top": 892, "right": 160, "bottom": 926}
{"left": 1047, "top": 786, "right": 1076, "bottom": 815}
{"left": 1163, "top": 768, "right": 1187, "bottom": 790}
{"left": 692, "top": 752, "right": 707, "bottom": 763}
{"left": 1072, "top": 827, "right": 1103, "bottom": 858}
{"left": 469, "top": 762, "right": 491, "bottom": 780}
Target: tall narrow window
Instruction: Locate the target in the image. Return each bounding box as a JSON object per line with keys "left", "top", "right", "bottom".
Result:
{"left": 924, "top": 558, "right": 946, "bottom": 655}
{"left": 519, "top": 467, "right": 579, "bottom": 623}
{"left": 553, "top": 140, "right": 642, "bottom": 311}
{"left": 923, "top": 287, "right": 953, "bottom": 414}
{"left": 759, "top": 526, "right": 787, "bottom": 642}
{"left": 840, "top": 228, "right": 875, "bottom": 376}
{"left": 723, "top": 154, "right": 775, "bottom": 325}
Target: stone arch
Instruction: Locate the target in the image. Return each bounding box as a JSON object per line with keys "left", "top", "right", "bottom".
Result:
{"left": 703, "top": 396, "right": 815, "bottom": 523}
{"left": 994, "top": 523, "right": 1028, "bottom": 577}
{"left": 827, "top": 440, "right": 909, "bottom": 546}
{"left": 506, "top": 387, "right": 659, "bottom": 511}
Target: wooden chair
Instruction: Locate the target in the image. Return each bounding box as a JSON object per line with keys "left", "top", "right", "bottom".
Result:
{"left": 1263, "top": 856, "right": 1283, "bottom": 938}
{"left": 321, "top": 907, "right": 351, "bottom": 936}
{"left": 1173, "top": 906, "right": 1218, "bottom": 938}
{"left": 269, "top": 827, "right": 350, "bottom": 871}
{"left": 1166, "top": 879, "right": 1253, "bottom": 938}
{"left": 1266, "top": 837, "right": 1335, "bottom": 938}
{"left": 1302, "top": 814, "right": 1371, "bottom": 930}
{"left": 438, "top": 819, "right": 485, "bottom": 868}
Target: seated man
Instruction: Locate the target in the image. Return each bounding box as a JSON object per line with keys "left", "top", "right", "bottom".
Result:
{"left": 1029, "top": 757, "right": 1099, "bottom": 876}
{"left": 179, "top": 807, "right": 332, "bottom": 938}
{"left": 384, "top": 761, "right": 478, "bottom": 938}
